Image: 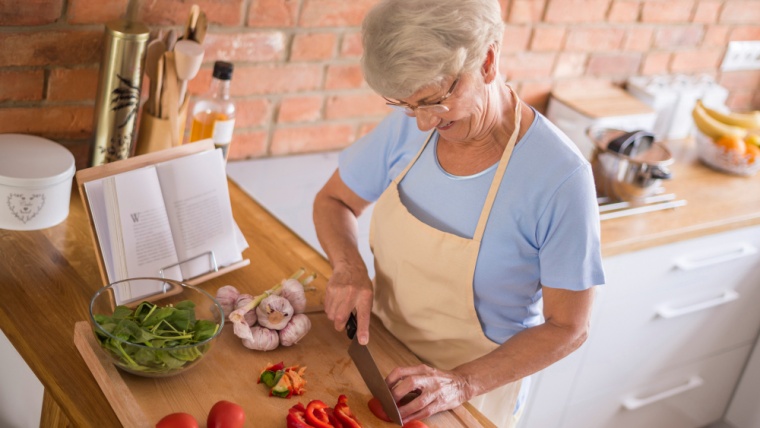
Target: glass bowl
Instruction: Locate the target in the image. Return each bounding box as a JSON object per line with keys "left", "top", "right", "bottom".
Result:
{"left": 695, "top": 130, "right": 760, "bottom": 176}
{"left": 89, "top": 277, "right": 224, "bottom": 378}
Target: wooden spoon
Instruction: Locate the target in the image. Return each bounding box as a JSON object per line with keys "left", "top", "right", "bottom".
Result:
{"left": 173, "top": 39, "right": 204, "bottom": 105}
{"left": 144, "top": 38, "right": 166, "bottom": 116}
{"left": 184, "top": 4, "right": 200, "bottom": 41}
{"left": 192, "top": 11, "right": 207, "bottom": 44}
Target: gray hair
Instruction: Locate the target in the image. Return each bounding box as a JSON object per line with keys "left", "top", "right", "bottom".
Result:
{"left": 361, "top": 0, "right": 504, "bottom": 100}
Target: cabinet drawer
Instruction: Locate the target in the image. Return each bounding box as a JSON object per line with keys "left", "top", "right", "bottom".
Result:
{"left": 561, "top": 345, "right": 750, "bottom": 428}
{"left": 572, "top": 227, "right": 760, "bottom": 398}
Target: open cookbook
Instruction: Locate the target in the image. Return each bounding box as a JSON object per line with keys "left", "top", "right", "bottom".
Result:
{"left": 76, "top": 140, "right": 250, "bottom": 304}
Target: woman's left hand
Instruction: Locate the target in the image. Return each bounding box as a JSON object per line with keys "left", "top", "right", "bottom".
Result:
{"left": 386, "top": 364, "right": 471, "bottom": 422}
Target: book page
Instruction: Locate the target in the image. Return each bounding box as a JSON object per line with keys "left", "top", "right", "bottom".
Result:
{"left": 155, "top": 148, "right": 245, "bottom": 279}
{"left": 83, "top": 179, "right": 117, "bottom": 284}
{"left": 104, "top": 167, "right": 184, "bottom": 292}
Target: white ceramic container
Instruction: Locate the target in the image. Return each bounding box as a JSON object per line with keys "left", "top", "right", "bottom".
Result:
{"left": 0, "top": 134, "right": 75, "bottom": 231}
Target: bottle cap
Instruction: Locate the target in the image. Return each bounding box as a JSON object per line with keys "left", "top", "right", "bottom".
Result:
{"left": 213, "top": 61, "right": 234, "bottom": 80}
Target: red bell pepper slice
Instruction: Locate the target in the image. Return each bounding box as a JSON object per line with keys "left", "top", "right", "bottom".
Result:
{"left": 304, "top": 400, "right": 334, "bottom": 428}
{"left": 334, "top": 395, "right": 363, "bottom": 428}
{"left": 286, "top": 403, "right": 312, "bottom": 428}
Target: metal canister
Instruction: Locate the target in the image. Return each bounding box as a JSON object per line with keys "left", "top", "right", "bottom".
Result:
{"left": 90, "top": 19, "right": 150, "bottom": 166}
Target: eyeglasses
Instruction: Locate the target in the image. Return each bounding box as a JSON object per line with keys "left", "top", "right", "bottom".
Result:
{"left": 384, "top": 76, "right": 460, "bottom": 116}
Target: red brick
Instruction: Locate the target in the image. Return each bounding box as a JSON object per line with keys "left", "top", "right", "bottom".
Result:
{"left": 607, "top": 1, "right": 641, "bottom": 22}
{"left": 530, "top": 27, "right": 566, "bottom": 51}
{"left": 517, "top": 80, "right": 553, "bottom": 113}
{"left": 291, "top": 32, "right": 337, "bottom": 61}
{"left": 0, "top": 0, "right": 63, "bottom": 25}
{"left": 67, "top": 0, "right": 124, "bottom": 24}
{"left": 0, "top": 106, "right": 93, "bottom": 139}
{"left": 278, "top": 95, "right": 323, "bottom": 123}
{"left": 0, "top": 70, "right": 44, "bottom": 102}
{"left": 641, "top": 51, "right": 671, "bottom": 74}
{"left": 340, "top": 31, "right": 363, "bottom": 58}
{"left": 544, "top": 0, "right": 609, "bottom": 23}
{"left": 623, "top": 27, "right": 655, "bottom": 52}
{"left": 65, "top": 141, "right": 91, "bottom": 170}
{"left": 641, "top": 1, "right": 695, "bottom": 23}
{"left": 501, "top": 26, "right": 532, "bottom": 53}
{"left": 235, "top": 98, "right": 273, "bottom": 127}
{"left": 500, "top": 52, "right": 556, "bottom": 80}
{"left": 325, "top": 64, "right": 365, "bottom": 90}
{"left": 325, "top": 92, "right": 387, "bottom": 120}
{"left": 203, "top": 32, "right": 286, "bottom": 63}
{"left": 720, "top": 0, "right": 760, "bottom": 24}
{"left": 565, "top": 27, "right": 625, "bottom": 52}
{"left": 586, "top": 53, "right": 642, "bottom": 76}
{"left": 271, "top": 123, "right": 355, "bottom": 154}
{"left": 0, "top": 31, "right": 101, "bottom": 67}
{"left": 692, "top": 0, "right": 722, "bottom": 23}
{"left": 717, "top": 69, "right": 760, "bottom": 92}
{"left": 229, "top": 130, "right": 268, "bottom": 160}
{"left": 248, "top": 0, "right": 300, "bottom": 27}
{"left": 653, "top": 25, "right": 704, "bottom": 49}
{"left": 143, "top": 0, "right": 245, "bottom": 27}
{"left": 670, "top": 49, "right": 722, "bottom": 72}
{"left": 553, "top": 53, "right": 587, "bottom": 78}
{"left": 233, "top": 64, "right": 323, "bottom": 96}
{"left": 47, "top": 67, "right": 99, "bottom": 101}
{"left": 507, "top": 0, "right": 548, "bottom": 23}
{"left": 299, "top": 0, "right": 378, "bottom": 28}
{"left": 729, "top": 26, "right": 760, "bottom": 41}
{"left": 703, "top": 25, "right": 731, "bottom": 47}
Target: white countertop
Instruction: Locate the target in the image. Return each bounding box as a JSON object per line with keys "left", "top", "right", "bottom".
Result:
{"left": 226, "top": 152, "right": 376, "bottom": 277}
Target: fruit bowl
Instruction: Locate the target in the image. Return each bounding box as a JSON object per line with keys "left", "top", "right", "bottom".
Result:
{"left": 695, "top": 130, "right": 760, "bottom": 176}
{"left": 89, "top": 277, "right": 224, "bottom": 378}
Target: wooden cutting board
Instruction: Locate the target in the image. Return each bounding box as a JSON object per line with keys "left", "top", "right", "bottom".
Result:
{"left": 74, "top": 314, "right": 485, "bottom": 427}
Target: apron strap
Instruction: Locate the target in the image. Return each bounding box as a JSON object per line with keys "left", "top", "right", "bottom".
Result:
{"left": 473, "top": 85, "right": 522, "bottom": 242}
{"left": 393, "top": 130, "right": 436, "bottom": 184}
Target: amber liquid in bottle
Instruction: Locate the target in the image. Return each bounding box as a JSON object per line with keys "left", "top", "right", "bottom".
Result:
{"left": 188, "top": 61, "right": 235, "bottom": 162}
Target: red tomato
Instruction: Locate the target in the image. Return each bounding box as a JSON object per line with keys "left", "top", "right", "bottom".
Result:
{"left": 367, "top": 397, "right": 392, "bottom": 422}
{"left": 403, "top": 421, "right": 429, "bottom": 428}
{"left": 156, "top": 412, "right": 198, "bottom": 428}
{"left": 207, "top": 400, "right": 246, "bottom": 428}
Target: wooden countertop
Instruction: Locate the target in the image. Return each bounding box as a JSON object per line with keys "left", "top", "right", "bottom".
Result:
{"left": 600, "top": 138, "right": 760, "bottom": 257}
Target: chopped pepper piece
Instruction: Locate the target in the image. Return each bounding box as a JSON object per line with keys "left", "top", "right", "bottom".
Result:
{"left": 304, "top": 400, "right": 334, "bottom": 428}
{"left": 286, "top": 403, "right": 312, "bottom": 428}
{"left": 334, "top": 395, "right": 363, "bottom": 428}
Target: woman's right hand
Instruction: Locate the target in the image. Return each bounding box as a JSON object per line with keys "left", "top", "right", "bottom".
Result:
{"left": 324, "top": 262, "right": 374, "bottom": 345}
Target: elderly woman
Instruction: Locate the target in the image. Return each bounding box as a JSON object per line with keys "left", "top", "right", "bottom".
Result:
{"left": 313, "top": 0, "right": 605, "bottom": 426}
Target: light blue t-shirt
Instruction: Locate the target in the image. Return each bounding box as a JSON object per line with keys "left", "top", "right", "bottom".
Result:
{"left": 338, "top": 109, "right": 606, "bottom": 410}
{"left": 340, "top": 109, "right": 605, "bottom": 334}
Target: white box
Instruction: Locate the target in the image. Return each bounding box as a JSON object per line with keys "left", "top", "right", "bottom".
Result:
{"left": 547, "top": 83, "right": 656, "bottom": 160}
{"left": 0, "top": 134, "right": 75, "bottom": 230}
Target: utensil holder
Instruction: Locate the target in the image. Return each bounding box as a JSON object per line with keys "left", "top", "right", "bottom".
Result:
{"left": 133, "top": 98, "right": 189, "bottom": 156}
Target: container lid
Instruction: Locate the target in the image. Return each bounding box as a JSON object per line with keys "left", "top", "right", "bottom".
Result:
{"left": 0, "top": 134, "right": 76, "bottom": 187}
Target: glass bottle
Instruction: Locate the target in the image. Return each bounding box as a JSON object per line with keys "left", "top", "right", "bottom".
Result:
{"left": 189, "top": 61, "right": 235, "bottom": 162}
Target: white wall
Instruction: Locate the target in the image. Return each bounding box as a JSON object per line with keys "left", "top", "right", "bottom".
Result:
{"left": 0, "top": 329, "right": 43, "bottom": 428}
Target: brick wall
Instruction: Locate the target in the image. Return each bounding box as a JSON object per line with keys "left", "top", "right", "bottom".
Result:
{"left": 0, "top": 0, "right": 759, "bottom": 168}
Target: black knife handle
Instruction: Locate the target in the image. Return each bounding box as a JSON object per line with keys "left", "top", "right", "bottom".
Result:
{"left": 346, "top": 312, "right": 357, "bottom": 340}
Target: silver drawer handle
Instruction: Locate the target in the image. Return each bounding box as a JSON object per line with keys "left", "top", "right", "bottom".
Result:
{"left": 657, "top": 290, "right": 739, "bottom": 319}
{"left": 674, "top": 243, "right": 757, "bottom": 271}
{"left": 622, "top": 376, "right": 704, "bottom": 410}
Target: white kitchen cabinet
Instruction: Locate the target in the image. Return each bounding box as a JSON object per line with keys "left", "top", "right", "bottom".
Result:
{"left": 0, "top": 329, "right": 43, "bottom": 428}
{"left": 519, "top": 224, "right": 760, "bottom": 428}
{"left": 725, "top": 335, "right": 760, "bottom": 428}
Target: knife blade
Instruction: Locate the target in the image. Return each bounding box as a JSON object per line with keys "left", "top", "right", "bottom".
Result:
{"left": 346, "top": 313, "right": 403, "bottom": 425}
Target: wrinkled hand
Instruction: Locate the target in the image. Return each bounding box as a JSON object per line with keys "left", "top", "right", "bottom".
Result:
{"left": 324, "top": 263, "right": 373, "bottom": 344}
{"left": 387, "top": 364, "right": 471, "bottom": 423}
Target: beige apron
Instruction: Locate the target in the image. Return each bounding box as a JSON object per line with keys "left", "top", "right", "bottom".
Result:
{"left": 370, "top": 87, "right": 523, "bottom": 428}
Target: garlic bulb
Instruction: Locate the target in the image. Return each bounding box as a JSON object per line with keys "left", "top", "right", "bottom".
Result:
{"left": 256, "top": 295, "right": 294, "bottom": 330}
{"left": 215, "top": 285, "right": 240, "bottom": 318}
{"left": 278, "top": 278, "right": 307, "bottom": 314}
{"left": 279, "top": 314, "right": 311, "bottom": 346}
{"left": 242, "top": 326, "right": 279, "bottom": 351}
{"left": 234, "top": 293, "right": 257, "bottom": 326}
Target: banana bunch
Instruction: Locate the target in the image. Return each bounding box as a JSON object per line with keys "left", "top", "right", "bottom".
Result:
{"left": 692, "top": 99, "right": 760, "bottom": 140}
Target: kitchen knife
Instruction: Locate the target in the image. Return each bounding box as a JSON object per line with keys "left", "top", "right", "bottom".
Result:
{"left": 346, "top": 313, "right": 403, "bottom": 425}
